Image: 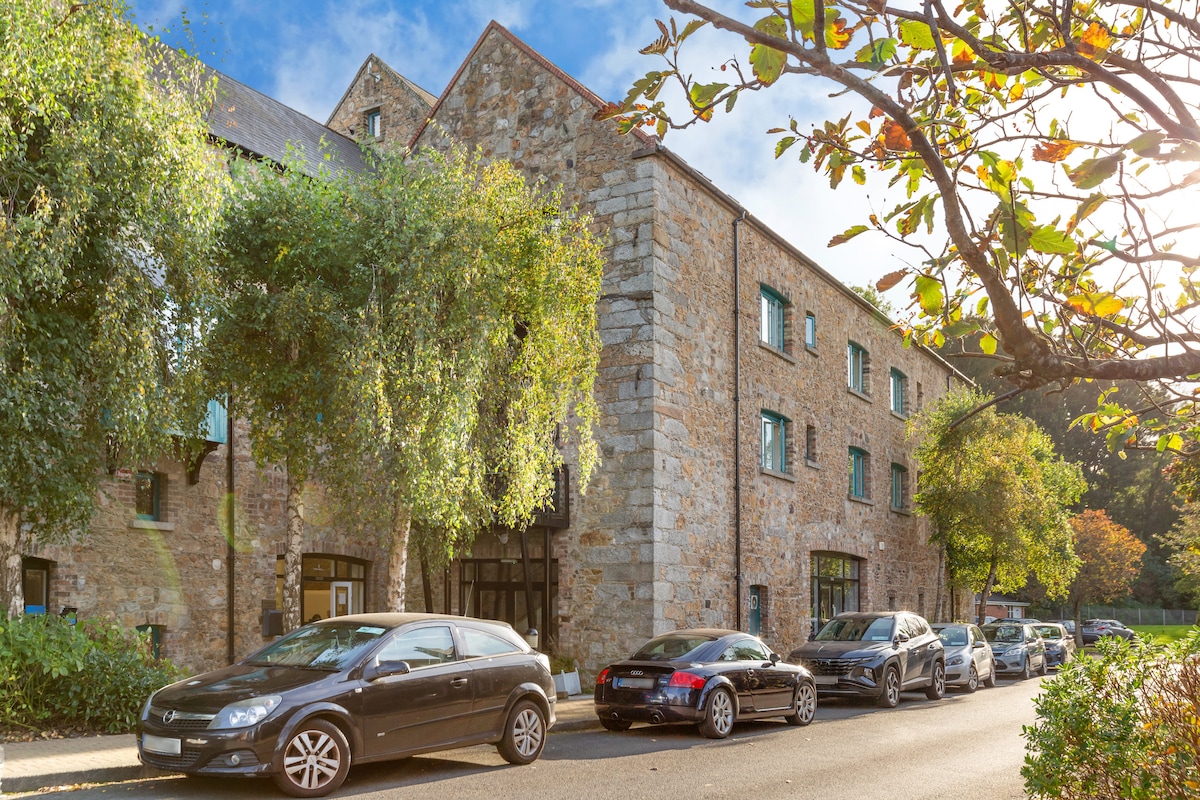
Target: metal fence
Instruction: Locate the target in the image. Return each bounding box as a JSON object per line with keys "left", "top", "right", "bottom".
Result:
{"left": 1039, "top": 606, "right": 1198, "bottom": 626}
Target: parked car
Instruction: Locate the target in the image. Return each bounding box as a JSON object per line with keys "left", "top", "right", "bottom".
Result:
{"left": 788, "top": 611, "right": 945, "bottom": 708}
{"left": 931, "top": 623, "right": 996, "bottom": 692}
{"left": 1032, "top": 623, "right": 1077, "bottom": 668}
{"left": 1012, "top": 617, "right": 1042, "bottom": 625}
{"left": 980, "top": 621, "right": 1047, "bottom": 679}
{"left": 1047, "top": 619, "right": 1077, "bottom": 635}
{"left": 139, "top": 613, "right": 555, "bottom": 797}
{"left": 1081, "top": 618, "right": 1136, "bottom": 643}
{"left": 594, "top": 629, "right": 816, "bottom": 739}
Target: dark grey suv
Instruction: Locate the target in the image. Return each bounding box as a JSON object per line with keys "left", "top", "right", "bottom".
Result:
{"left": 788, "top": 611, "right": 946, "bottom": 708}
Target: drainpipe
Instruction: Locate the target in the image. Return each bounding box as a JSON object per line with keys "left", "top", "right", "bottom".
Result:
{"left": 226, "top": 393, "right": 236, "bottom": 664}
{"left": 733, "top": 211, "right": 746, "bottom": 631}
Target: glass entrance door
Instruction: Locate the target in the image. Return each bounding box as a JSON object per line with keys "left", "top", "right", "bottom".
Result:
{"left": 330, "top": 581, "right": 354, "bottom": 618}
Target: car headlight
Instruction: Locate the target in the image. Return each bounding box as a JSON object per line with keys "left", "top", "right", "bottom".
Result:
{"left": 209, "top": 696, "right": 282, "bottom": 729}
{"left": 1004, "top": 646, "right": 1025, "bottom": 657}
{"left": 946, "top": 655, "right": 964, "bottom": 666}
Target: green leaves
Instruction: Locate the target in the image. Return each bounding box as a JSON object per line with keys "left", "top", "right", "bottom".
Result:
{"left": 750, "top": 15, "right": 788, "bottom": 85}
{"left": 1065, "top": 154, "right": 1124, "bottom": 189}
{"left": 899, "top": 20, "right": 937, "bottom": 50}
{"left": 1028, "top": 226, "right": 1076, "bottom": 255}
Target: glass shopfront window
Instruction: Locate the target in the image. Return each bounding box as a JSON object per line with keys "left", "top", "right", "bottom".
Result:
{"left": 276, "top": 555, "right": 367, "bottom": 622}
{"left": 811, "top": 553, "right": 861, "bottom": 633}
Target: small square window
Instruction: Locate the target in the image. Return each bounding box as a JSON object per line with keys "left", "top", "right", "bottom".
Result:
{"left": 135, "top": 471, "right": 161, "bottom": 520}
{"left": 760, "top": 287, "right": 787, "bottom": 351}
{"left": 366, "top": 110, "right": 381, "bottom": 138}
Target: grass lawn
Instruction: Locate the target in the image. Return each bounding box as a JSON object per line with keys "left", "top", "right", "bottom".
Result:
{"left": 1130, "top": 624, "right": 1198, "bottom": 644}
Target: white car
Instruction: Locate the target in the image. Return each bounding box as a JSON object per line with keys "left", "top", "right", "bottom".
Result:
{"left": 932, "top": 623, "right": 997, "bottom": 692}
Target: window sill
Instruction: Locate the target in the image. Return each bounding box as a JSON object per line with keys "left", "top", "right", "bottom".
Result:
{"left": 760, "top": 467, "right": 798, "bottom": 483}
{"left": 128, "top": 519, "right": 176, "bottom": 532}
{"left": 848, "top": 495, "right": 874, "bottom": 506}
{"left": 891, "top": 410, "right": 908, "bottom": 422}
{"left": 758, "top": 341, "right": 797, "bottom": 364}
{"left": 805, "top": 345, "right": 818, "bottom": 358}
{"left": 805, "top": 459, "right": 820, "bottom": 470}
{"left": 848, "top": 388, "right": 872, "bottom": 403}
{"left": 890, "top": 506, "right": 911, "bottom": 516}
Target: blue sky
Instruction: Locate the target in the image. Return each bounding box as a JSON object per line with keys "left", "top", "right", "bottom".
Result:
{"left": 128, "top": 0, "right": 892, "bottom": 292}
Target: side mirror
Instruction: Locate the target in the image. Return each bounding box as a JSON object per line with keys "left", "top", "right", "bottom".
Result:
{"left": 807, "top": 632, "right": 817, "bottom": 641}
{"left": 973, "top": 641, "right": 985, "bottom": 650}
{"left": 364, "top": 659, "right": 411, "bottom": 681}
{"left": 768, "top": 653, "right": 780, "bottom": 666}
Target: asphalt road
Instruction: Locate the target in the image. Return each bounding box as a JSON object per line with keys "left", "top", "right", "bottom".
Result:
{"left": 38, "top": 675, "right": 1046, "bottom": 799}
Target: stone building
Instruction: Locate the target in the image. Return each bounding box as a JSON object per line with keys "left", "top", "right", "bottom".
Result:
{"left": 23, "top": 23, "right": 966, "bottom": 676}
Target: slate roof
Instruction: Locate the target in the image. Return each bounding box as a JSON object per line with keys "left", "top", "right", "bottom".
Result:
{"left": 204, "top": 67, "right": 369, "bottom": 177}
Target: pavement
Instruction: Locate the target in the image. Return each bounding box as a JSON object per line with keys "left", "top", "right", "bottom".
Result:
{"left": 0, "top": 695, "right": 600, "bottom": 796}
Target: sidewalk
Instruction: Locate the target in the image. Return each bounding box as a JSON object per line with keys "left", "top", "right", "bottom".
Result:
{"left": 0, "top": 695, "right": 599, "bottom": 795}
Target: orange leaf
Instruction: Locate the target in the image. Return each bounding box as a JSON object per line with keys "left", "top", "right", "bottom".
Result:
{"left": 876, "top": 270, "right": 907, "bottom": 292}
{"left": 1033, "top": 140, "right": 1082, "bottom": 163}
{"left": 1078, "top": 22, "right": 1113, "bottom": 58}
{"left": 869, "top": 106, "right": 885, "bottom": 118}
{"left": 881, "top": 119, "right": 911, "bottom": 151}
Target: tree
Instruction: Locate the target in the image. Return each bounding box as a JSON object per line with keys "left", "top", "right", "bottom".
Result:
{"left": 912, "top": 388, "right": 1086, "bottom": 623}
{"left": 0, "top": 0, "right": 226, "bottom": 616}
{"left": 602, "top": 0, "right": 1200, "bottom": 456}
{"left": 1159, "top": 504, "right": 1200, "bottom": 607}
{"left": 329, "top": 143, "right": 604, "bottom": 612}
{"left": 1065, "top": 510, "right": 1145, "bottom": 641}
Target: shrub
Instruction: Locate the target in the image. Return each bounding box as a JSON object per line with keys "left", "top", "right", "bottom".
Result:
{"left": 0, "top": 614, "right": 182, "bottom": 734}
{"left": 1023, "top": 631, "right": 1200, "bottom": 799}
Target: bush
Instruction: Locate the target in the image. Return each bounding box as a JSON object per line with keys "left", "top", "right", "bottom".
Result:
{"left": 0, "top": 614, "right": 182, "bottom": 734}
{"left": 1023, "top": 632, "right": 1200, "bottom": 799}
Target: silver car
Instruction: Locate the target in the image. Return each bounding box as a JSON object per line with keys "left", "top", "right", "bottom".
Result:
{"left": 932, "top": 623, "right": 996, "bottom": 692}
{"left": 980, "top": 621, "right": 1047, "bottom": 679}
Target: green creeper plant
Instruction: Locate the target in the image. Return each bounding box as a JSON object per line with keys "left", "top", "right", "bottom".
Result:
{"left": 600, "top": 0, "right": 1200, "bottom": 460}
{"left": 0, "top": 0, "right": 228, "bottom": 616}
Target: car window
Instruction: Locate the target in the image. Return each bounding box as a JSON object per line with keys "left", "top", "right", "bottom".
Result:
{"left": 909, "top": 617, "right": 930, "bottom": 637}
{"left": 937, "top": 627, "right": 968, "bottom": 647}
{"left": 633, "top": 633, "right": 717, "bottom": 661}
{"left": 983, "top": 624, "right": 1023, "bottom": 644}
{"left": 460, "top": 627, "right": 524, "bottom": 658}
{"left": 729, "top": 638, "right": 771, "bottom": 662}
{"left": 376, "top": 625, "right": 457, "bottom": 668}
{"left": 970, "top": 625, "right": 986, "bottom": 644}
{"left": 815, "top": 617, "right": 895, "bottom": 642}
{"left": 244, "top": 622, "right": 387, "bottom": 671}
{"left": 1033, "top": 625, "right": 1061, "bottom": 640}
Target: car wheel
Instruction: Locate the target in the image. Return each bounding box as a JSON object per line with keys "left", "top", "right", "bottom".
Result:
{"left": 271, "top": 718, "right": 350, "bottom": 798}
{"left": 1037, "top": 654, "right": 1048, "bottom": 676}
{"left": 877, "top": 667, "right": 901, "bottom": 708}
{"left": 698, "top": 687, "right": 735, "bottom": 739}
{"left": 983, "top": 665, "right": 997, "bottom": 688}
{"left": 785, "top": 681, "right": 817, "bottom": 727}
{"left": 964, "top": 664, "right": 979, "bottom": 693}
{"left": 600, "top": 718, "right": 632, "bottom": 732}
{"left": 1020, "top": 656, "right": 1032, "bottom": 680}
{"left": 925, "top": 661, "right": 946, "bottom": 700}
{"left": 497, "top": 700, "right": 546, "bottom": 765}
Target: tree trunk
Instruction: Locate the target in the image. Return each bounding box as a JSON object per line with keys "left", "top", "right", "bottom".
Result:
{"left": 282, "top": 472, "right": 305, "bottom": 632}
{"left": 977, "top": 560, "right": 999, "bottom": 626}
{"left": 386, "top": 499, "right": 412, "bottom": 612}
{"left": 933, "top": 545, "right": 946, "bottom": 623}
{"left": 1072, "top": 596, "right": 1085, "bottom": 649}
{"left": 0, "top": 506, "right": 24, "bottom": 619}
{"left": 419, "top": 540, "right": 433, "bottom": 613}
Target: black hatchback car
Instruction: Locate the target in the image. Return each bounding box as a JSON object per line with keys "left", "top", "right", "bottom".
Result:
{"left": 138, "top": 613, "right": 556, "bottom": 797}
{"left": 594, "top": 629, "right": 817, "bottom": 738}
{"left": 788, "top": 611, "right": 946, "bottom": 708}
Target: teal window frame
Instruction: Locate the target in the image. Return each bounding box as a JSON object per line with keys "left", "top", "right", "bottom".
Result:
{"left": 761, "top": 411, "right": 789, "bottom": 473}
{"left": 848, "top": 342, "right": 867, "bottom": 393}
{"left": 890, "top": 368, "right": 907, "bottom": 415}
{"left": 891, "top": 463, "right": 907, "bottom": 509}
{"left": 804, "top": 312, "right": 816, "bottom": 348}
{"left": 760, "top": 286, "right": 787, "bottom": 351}
{"left": 849, "top": 447, "right": 868, "bottom": 498}
{"left": 135, "top": 471, "right": 161, "bottom": 520}
{"left": 366, "top": 109, "right": 381, "bottom": 138}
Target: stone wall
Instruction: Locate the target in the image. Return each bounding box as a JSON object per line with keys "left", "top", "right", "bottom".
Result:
{"left": 325, "top": 55, "right": 435, "bottom": 150}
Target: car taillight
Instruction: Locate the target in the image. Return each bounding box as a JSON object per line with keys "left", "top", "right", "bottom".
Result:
{"left": 596, "top": 668, "right": 610, "bottom": 685}
{"left": 667, "top": 671, "right": 706, "bottom": 690}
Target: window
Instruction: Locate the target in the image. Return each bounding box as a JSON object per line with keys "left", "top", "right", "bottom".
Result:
{"left": 276, "top": 555, "right": 367, "bottom": 622}
{"left": 365, "top": 109, "right": 381, "bottom": 138}
{"left": 890, "top": 368, "right": 908, "bottom": 415}
{"left": 811, "top": 553, "right": 860, "bottom": 632}
{"left": 748, "top": 585, "right": 767, "bottom": 636}
{"left": 805, "top": 424, "right": 817, "bottom": 464}
{"left": 461, "top": 627, "right": 523, "bottom": 658}
{"left": 849, "top": 447, "right": 869, "bottom": 499}
{"left": 23, "top": 557, "right": 50, "bottom": 615}
{"left": 891, "top": 463, "right": 908, "bottom": 509}
{"left": 848, "top": 341, "right": 869, "bottom": 394}
{"left": 761, "top": 411, "right": 789, "bottom": 473}
{"left": 804, "top": 312, "right": 816, "bottom": 349}
{"left": 728, "top": 637, "right": 771, "bottom": 662}
{"left": 135, "top": 472, "right": 161, "bottom": 520}
{"left": 760, "top": 286, "right": 787, "bottom": 351}
{"left": 376, "top": 626, "right": 456, "bottom": 668}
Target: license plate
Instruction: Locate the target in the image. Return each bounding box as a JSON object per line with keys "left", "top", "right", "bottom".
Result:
{"left": 814, "top": 675, "right": 838, "bottom": 686}
{"left": 615, "top": 677, "right": 655, "bottom": 689}
{"left": 143, "top": 733, "right": 181, "bottom": 755}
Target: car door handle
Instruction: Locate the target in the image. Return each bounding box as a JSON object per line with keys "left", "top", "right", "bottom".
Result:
{"left": 450, "top": 677, "right": 469, "bottom": 688}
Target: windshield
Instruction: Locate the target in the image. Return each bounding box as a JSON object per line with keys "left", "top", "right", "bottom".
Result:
{"left": 936, "top": 627, "right": 968, "bottom": 647}
{"left": 983, "top": 624, "right": 1023, "bottom": 644}
{"left": 632, "top": 633, "right": 716, "bottom": 661}
{"left": 1033, "top": 625, "right": 1062, "bottom": 640}
{"left": 815, "top": 617, "right": 894, "bottom": 643}
{"left": 245, "top": 622, "right": 388, "bottom": 671}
